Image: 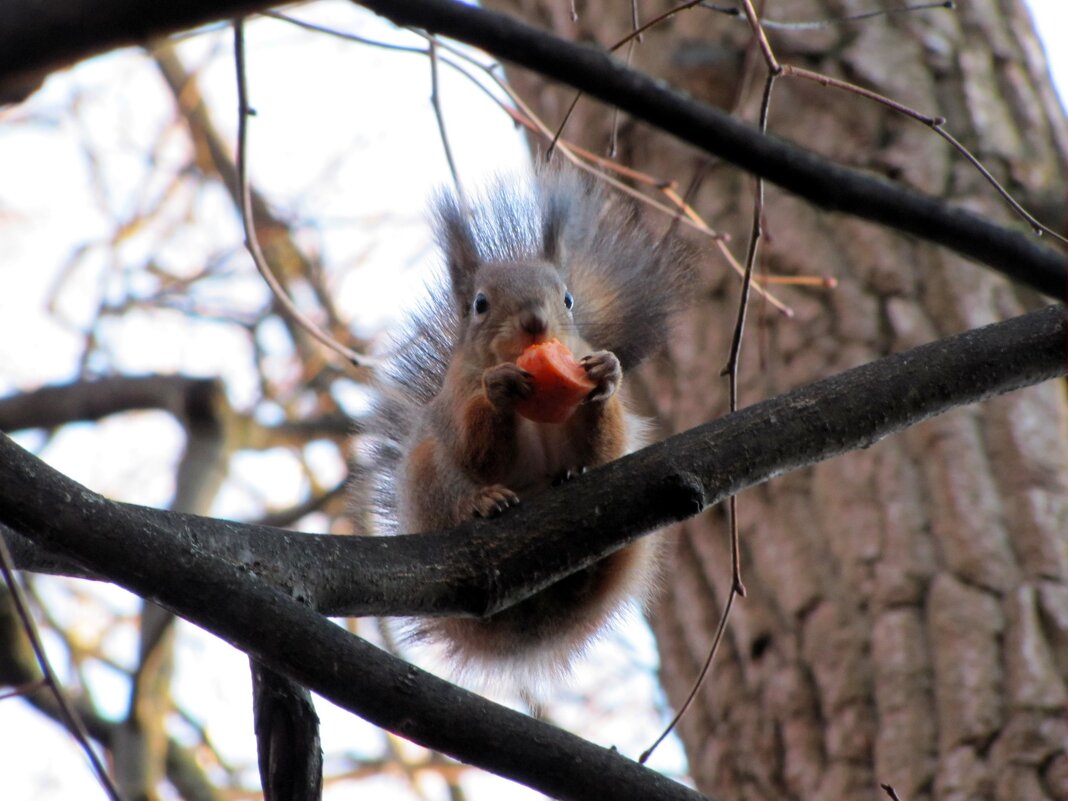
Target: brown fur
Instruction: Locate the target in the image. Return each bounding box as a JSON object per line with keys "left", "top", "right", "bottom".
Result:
{"left": 397, "top": 259, "right": 648, "bottom": 682}
{"left": 357, "top": 167, "right": 696, "bottom": 686}
{"left": 458, "top": 391, "right": 518, "bottom": 480}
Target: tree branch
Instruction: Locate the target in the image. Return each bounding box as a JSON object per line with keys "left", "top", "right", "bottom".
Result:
{"left": 4, "top": 305, "right": 1064, "bottom": 620}
{"left": 351, "top": 0, "right": 1065, "bottom": 298}
{"left": 2, "top": 0, "right": 1061, "bottom": 295}
{"left": 0, "top": 374, "right": 354, "bottom": 448}
{"left": 0, "top": 0, "right": 267, "bottom": 102}
{"left": 0, "top": 453, "right": 712, "bottom": 801}
{"left": 0, "top": 375, "right": 220, "bottom": 431}
{"left": 0, "top": 301, "right": 1062, "bottom": 799}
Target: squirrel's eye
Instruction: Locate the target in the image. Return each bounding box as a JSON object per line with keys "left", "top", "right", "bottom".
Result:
{"left": 473, "top": 293, "right": 489, "bottom": 315}
{"left": 563, "top": 290, "right": 574, "bottom": 310}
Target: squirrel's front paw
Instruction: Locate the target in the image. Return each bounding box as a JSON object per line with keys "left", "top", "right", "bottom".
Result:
{"left": 580, "top": 351, "right": 621, "bottom": 403}
{"left": 483, "top": 363, "right": 535, "bottom": 411}
{"left": 468, "top": 484, "right": 520, "bottom": 518}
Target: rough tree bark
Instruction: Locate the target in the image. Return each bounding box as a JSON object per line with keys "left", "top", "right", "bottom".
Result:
{"left": 485, "top": 1, "right": 1068, "bottom": 800}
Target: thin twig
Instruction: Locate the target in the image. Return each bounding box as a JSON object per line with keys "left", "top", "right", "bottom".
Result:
{"left": 264, "top": 10, "right": 427, "bottom": 53}
{"left": 731, "top": 1, "right": 1063, "bottom": 244}
{"left": 717, "top": 66, "right": 779, "bottom": 601}
{"left": 762, "top": 274, "right": 838, "bottom": 286}
{"left": 779, "top": 64, "right": 1066, "bottom": 244}
{"left": 549, "top": 0, "right": 704, "bottom": 159}
{"left": 0, "top": 678, "right": 48, "bottom": 701}
{"left": 737, "top": 0, "right": 781, "bottom": 74}
{"left": 429, "top": 40, "right": 463, "bottom": 196}
{"left": 611, "top": 0, "right": 705, "bottom": 58}
{"left": 661, "top": 162, "right": 712, "bottom": 248}
{"left": 630, "top": 0, "right": 643, "bottom": 44}
{"left": 722, "top": 74, "right": 776, "bottom": 382}
{"left": 546, "top": 92, "right": 582, "bottom": 162}
{"left": 0, "top": 536, "right": 126, "bottom": 801}
{"left": 450, "top": 42, "right": 796, "bottom": 313}
{"left": 232, "top": 19, "right": 372, "bottom": 369}
{"left": 607, "top": 0, "right": 643, "bottom": 158}
{"left": 726, "top": 493, "right": 747, "bottom": 586}
{"left": 262, "top": 14, "right": 803, "bottom": 313}
{"left": 723, "top": 76, "right": 779, "bottom": 597}
{"left": 640, "top": 583, "right": 737, "bottom": 764}
{"left": 703, "top": 0, "right": 956, "bottom": 31}
{"left": 645, "top": 64, "right": 783, "bottom": 767}
{"left": 644, "top": 64, "right": 779, "bottom": 772}
{"left": 933, "top": 124, "right": 1064, "bottom": 243}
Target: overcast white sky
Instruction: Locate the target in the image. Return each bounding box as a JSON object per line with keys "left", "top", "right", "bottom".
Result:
{"left": 1028, "top": 0, "right": 1068, "bottom": 107}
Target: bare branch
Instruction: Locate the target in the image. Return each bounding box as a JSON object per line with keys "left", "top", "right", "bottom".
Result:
{"left": 0, "top": 0, "right": 268, "bottom": 103}
{"left": 352, "top": 0, "right": 1066, "bottom": 298}
{"left": 0, "top": 302, "right": 1062, "bottom": 800}
{"left": 232, "top": 19, "right": 371, "bottom": 369}
{"left": 4, "top": 305, "right": 1063, "bottom": 621}
{"left": 0, "top": 457, "right": 714, "bottom": 801}
{"left": 0, "top": 375, "right": 220, "bottom": 431}
{"left": 0, "top": 539, "right": 126, "bottom": 801}
{"left": 3, "top": 0, "right": 1058, "bottom": 294}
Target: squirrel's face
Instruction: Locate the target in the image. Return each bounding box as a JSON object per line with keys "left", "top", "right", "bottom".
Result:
{"left": 463, "top": 261, "right": 577, "bottom": 365}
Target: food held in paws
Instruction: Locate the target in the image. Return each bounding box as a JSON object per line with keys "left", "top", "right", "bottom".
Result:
{"left": 514, "top": 338, "right": 595, "bottom": 423}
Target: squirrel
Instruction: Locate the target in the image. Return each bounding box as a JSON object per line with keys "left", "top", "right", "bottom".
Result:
{"left": 352, "top": 165, "right": 696, "bottom": 686}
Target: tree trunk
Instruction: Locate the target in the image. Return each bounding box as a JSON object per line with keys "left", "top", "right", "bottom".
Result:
{"left": 487, "top": 1, "right": 1068, "bottom": 799}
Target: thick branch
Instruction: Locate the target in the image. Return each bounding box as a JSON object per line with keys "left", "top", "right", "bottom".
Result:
{"left": 0, "top": 0, "right": 267, "bottom": 102}
{"left": 0, "top": 375, "right": 220, "bottom": 431}
{"left": 0, "top": 456, "right": 710, "bottom": 801}
{"left": 0, "top": 306, "right": 1062, "bottom": 800}
{"left": 352, "top": 0, "right": 1065, "bottom": 298}
{"left": 4, "top": 305, "right": 1065, "bottom": 620}
{"left": 0, "top": 375, "right": 354, "bottom": 446}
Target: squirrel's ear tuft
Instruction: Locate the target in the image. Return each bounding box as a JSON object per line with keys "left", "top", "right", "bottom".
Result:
{"left": 435, "top": 194, "right": 480, "bottom": 309}
{"left": 540, "top": 179, "right": 571, "bottom": 268}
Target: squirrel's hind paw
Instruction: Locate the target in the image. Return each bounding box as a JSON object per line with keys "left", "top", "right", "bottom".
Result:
{"left": 469, "top": 484, "right": 521, "bottom": 518}
{"left": 552, "top": 466, "right": 587, "bottom": 486}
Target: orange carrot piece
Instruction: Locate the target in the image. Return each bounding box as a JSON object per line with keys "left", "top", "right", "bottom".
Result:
{"left": 515, "top": 339, "right": 596, "bottom": 424}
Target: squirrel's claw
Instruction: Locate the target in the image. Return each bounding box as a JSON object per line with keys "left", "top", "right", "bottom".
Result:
{"left": 552, "top": 466, "right": 587, "bottom": 486}
{"left": 471, "top": 484, "right": 521, "bottom": 518}
{"left": 580, "top": 351, "right": 622, "bottom": 403}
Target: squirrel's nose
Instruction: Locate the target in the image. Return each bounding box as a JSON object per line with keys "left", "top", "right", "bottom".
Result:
{"left": 520, "top": 309, "right": 548, "bottom": 337}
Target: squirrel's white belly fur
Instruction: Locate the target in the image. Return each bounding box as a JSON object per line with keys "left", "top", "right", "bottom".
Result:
{"left": 507, "top": 418, "right": 580, "bottom": 495}
{"left": 507, "top": 401, "right": 650, "bottom": 496}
